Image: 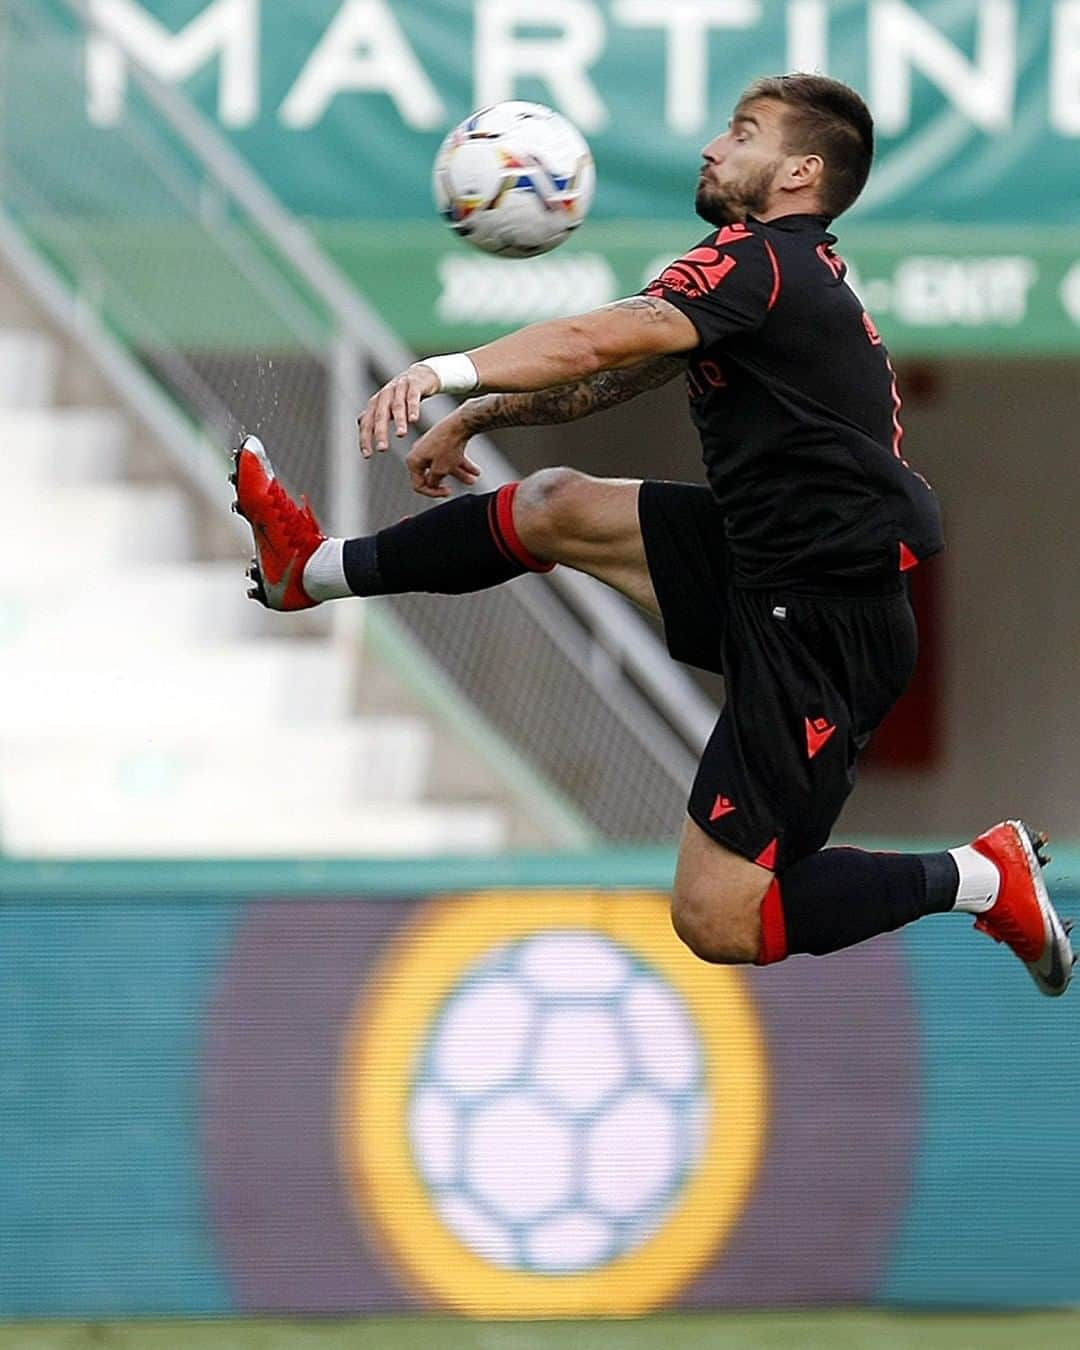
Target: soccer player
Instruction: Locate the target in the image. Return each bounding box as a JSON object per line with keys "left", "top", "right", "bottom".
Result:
{"left": 232, "top": 74, "right": 1073, "bottom": 994}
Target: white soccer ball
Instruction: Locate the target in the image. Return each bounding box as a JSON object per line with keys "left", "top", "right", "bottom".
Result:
{"left": 408, "top": 931, "right": 708, "bottom": 1273}
{"left": 432, "top": 101, "right": 595, "bottom": 258}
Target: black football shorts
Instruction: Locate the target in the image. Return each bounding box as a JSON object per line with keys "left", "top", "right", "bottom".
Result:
{"left": 638, "top": 480, "right": 919, "bottom": 871}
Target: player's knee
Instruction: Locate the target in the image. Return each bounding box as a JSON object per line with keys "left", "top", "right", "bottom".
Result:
{"left": 514, "top": 467, "right": 591, "bottom": 555}
{"left": 670, "top": 881, "right": 761, "bottom": 965}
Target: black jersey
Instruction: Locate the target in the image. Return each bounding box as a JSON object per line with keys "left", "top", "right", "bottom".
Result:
{"left": 643, "top": 214, "right": 944, "bottom": 591}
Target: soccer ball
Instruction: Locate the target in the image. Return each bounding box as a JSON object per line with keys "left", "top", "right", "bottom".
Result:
{"left": 432, "top": 102, "right": 595, "bottom": 258}
{"left": 408, "top": 930, "right": 708, "bottom": 1272}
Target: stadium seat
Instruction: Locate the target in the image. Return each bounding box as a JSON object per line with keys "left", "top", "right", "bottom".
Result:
{"left": 0, "top": 328, "right": 508, "bottom": 856}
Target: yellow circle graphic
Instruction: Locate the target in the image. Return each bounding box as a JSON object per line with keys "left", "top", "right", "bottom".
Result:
{"left": 339, "top": 891, "right": 768, "bottom": 1316}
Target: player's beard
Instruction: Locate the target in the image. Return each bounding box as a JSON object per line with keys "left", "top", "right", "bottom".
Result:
{"left": 695, "top": 158, "right": 782, "bottom": 226}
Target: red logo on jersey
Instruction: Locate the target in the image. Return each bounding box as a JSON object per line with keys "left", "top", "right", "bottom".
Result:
{"left": 648, "top": 244, "right": 738, "bottom": 299}
{"left": 646, "top": 272, "right": 696, "bottom": 299}
{"left": 714, "top": 223, "right": 753, "bottom": 247}
{"left": 686, "top": 358, "right": 727, "bottom": 400}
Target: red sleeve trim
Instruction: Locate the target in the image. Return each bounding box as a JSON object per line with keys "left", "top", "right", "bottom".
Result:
{"left": 764, "top": 239, "right": 782, "bottom": 311}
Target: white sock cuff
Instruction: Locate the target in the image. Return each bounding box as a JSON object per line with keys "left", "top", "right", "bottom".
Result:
{"left": 302, "top": 537, "right": 350, "bottom": 602}
{"left": 948, "top": 844, "right": 1001, "bottom": 914}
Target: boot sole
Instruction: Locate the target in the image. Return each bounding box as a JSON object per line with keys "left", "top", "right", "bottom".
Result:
{"left": 1012, "top": 820, "right": 1074, "bottom": 997}
{"left": 229, "top": 436, "right": 271, "bottom": 607}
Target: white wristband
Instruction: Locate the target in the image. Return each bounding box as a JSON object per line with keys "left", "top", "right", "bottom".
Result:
{"left": 420, "top": 353, "right": 480, "bottom": 395}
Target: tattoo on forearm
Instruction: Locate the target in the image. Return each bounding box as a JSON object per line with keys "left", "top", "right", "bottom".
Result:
{"left": 458, "top": 356, "right": 686, "bottom": 432}
{"left": 605, "top": 296, "right": 674, "bottom": 322}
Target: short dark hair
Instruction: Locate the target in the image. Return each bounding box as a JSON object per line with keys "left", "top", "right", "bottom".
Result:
{"left": 737, "top": 74, "right": 874, "bottom": 221}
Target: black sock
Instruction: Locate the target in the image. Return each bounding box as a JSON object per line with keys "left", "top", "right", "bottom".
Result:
{"left": 342, "top": 483, "right": 554, "bottom": 596}
{"left": 758, "top": 848, "right": 959, "bottom": 963}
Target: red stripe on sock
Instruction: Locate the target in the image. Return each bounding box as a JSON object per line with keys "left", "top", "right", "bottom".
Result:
{"left": 493, "top": 483, "right": 556, "bottom": 573}
{"left": 756, "top": 878, "right": 789, "bottom": 965}
{"left": 487, "top": 494, "right": 516, "bottom": 566}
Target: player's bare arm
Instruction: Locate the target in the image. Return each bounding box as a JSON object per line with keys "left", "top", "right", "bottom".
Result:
{"left": 460, "top": 353, "right": 687, "bottom": 431}
{"left": 358, "top": 297, "right": 698, "bottom": 458}
{"left": 406, "top": 356, "right": 687, "bottom": 498}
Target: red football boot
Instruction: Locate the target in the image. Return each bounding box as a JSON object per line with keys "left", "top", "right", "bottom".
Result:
{"left": 971, "top": 820, "right": 1074, "bottom": 997}
{"left": 229, "top": 435, "right": 324, "bottom": 611}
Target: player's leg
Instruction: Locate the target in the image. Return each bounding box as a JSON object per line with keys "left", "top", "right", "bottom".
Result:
{"left": 671, "top": 756, "right": 1074, "bottom": 994}
{"left": 668, "top": 812, "right": 961, "bottom": 968}
{"left": 328, "top": 467, "right": 655, "bottom": 607}
{"left": 772, "top": 822, "right": 1072, "bottom": 994}
{"left": 670, "top": 817, "right": 771, "bottom": 963}
{"left": 678, "top": 814, "right": 1075, "bottom": 998}
{"left": 511, "top": 467, "right": 657, "bottom": 611}
{"left": 670, "top": 814, "right": 964, "bottom": 968}
{"left": 231, "top": 436, "right": 656, "bottom": 612}
{"left": 673, "top": 816, "right": 967, "bottom": 970}
{"left": 668, "top": 590, "right": 1074, "bottom": 994}
{"left": 669, "top": 735, "right": 964, "bottom": 968}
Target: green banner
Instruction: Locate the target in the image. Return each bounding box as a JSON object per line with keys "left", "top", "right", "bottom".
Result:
{"left": 320, "top": 219, "right": 1080, "bottom": 354}
{"left": 25, "top": 217, "right": 1080, "bottom": 355}
{"left": 75, "top": 0, "right": 1080, "bottom": 225}
{"left": 11, "top": 2, "right": 1080, "bottom": 353}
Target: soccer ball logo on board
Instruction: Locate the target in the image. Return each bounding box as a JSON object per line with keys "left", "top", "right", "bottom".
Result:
{"left": 344, "top": 892, "right": 766, "bottom": 1316}
{"left": 410, "top": 930, "right": 708, "bottom": 1271}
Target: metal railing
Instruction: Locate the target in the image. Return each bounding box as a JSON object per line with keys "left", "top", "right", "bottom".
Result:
{"left": 1, "top": 0, "right": 719, "bottom": 840}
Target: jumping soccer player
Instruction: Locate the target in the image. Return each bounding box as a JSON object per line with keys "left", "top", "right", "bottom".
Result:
{"left": 232, "top": 74, "right": 1073, "bottom": 994}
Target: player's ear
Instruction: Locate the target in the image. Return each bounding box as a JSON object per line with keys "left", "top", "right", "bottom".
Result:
{"left": 787, "top": 153, "right": 824, "bottom": 190}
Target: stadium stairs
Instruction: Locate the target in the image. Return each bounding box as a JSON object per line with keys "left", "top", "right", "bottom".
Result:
{"left": 0, "top": 300, "right": 565, "bottom": 856}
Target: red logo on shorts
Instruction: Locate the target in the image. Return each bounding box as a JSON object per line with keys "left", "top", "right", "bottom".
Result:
{"left": 806, "top": 717, "right": 837, "bottom": 760}
{"left": 710, "top": 794, "right": 736, "bottom": 820}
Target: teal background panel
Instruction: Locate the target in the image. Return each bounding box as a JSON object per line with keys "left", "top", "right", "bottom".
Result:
{"left": 0, "top": 903, "right": 239, "bottom": 1316}
{"left": 2, "top": 852, "right": 1079, "bottom": 1315}
{"left": 883, "top": 901, "right": 1080, "bottom": 1306}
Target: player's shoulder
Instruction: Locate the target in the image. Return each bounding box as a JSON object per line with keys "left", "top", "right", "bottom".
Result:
{"left": 692, "top": 220, "right": 774, "bottom": 257}
{"left": 724, "top": 219, "right": 767, "bottom": 241}
{"left": 645, "top": 223, "right": 773, "bottom": 301}
{"left": 698, "top": 220, "right": 780, "bottom": 278}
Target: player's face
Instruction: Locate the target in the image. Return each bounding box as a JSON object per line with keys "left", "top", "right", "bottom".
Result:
{"left": 695, "top": 99, "right": 789, "bottom": 225}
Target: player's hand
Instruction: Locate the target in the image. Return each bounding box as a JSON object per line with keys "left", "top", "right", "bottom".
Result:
{"left": 407, "top": 414, "right": 482, "bottom": 498}
{"left": 359, "top": 363, "right": 441, "bottom": 458}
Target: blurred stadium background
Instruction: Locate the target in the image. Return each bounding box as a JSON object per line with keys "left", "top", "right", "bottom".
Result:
{"left": 1, "top": 2, "right": 1078, "bottom": 1346}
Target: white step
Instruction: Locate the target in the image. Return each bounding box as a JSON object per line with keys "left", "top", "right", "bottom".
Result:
{"left": 0, "top": 720, "right": 432, "bottom": 811}
{"left": 0, "top": 782, "right": 506, "bottom": 857}
{"left": 0, "top": 325, "right": 511, "bottom": 853}
{"left": 0, "top": 330, "right": 56, "bottom": 407}
{"left": 0, "top": 563, "right": 265, "bottom": 653}
{"left": 0, "top": 408, "right": 127, "bottom": 485}
{"left": 0, "top": 642, "right": 351, "bottom": 734}
{"left": 7, "top": 483, "right": 193, "bottom": 565}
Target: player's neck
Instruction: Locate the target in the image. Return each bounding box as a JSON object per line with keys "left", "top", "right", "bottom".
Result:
{"left": 754, "top": 198, "right": 826, "bottom": 223}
